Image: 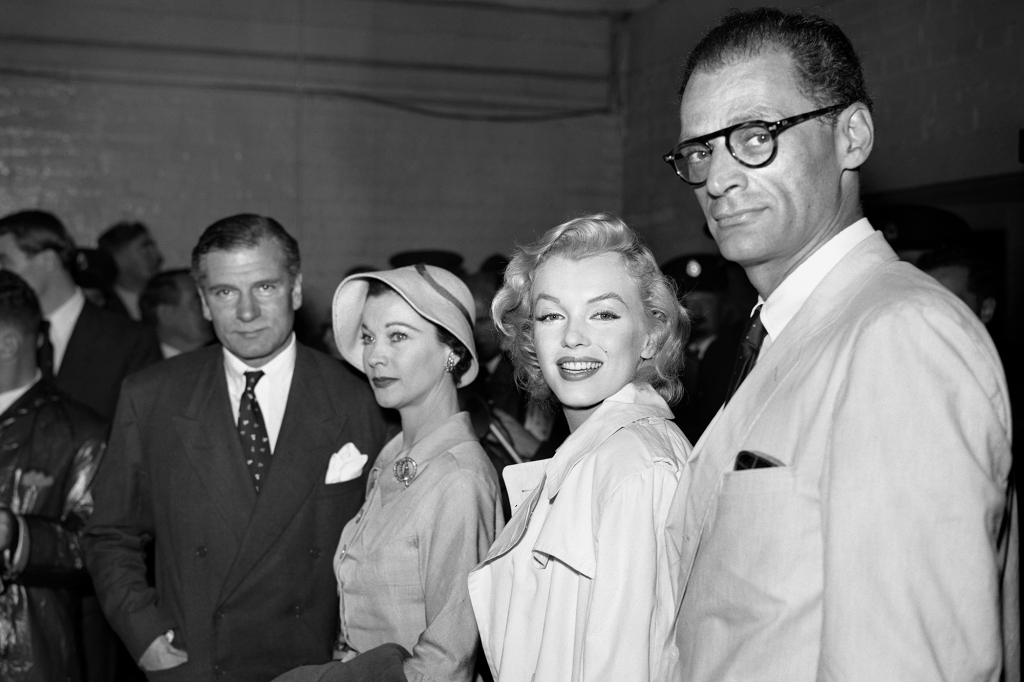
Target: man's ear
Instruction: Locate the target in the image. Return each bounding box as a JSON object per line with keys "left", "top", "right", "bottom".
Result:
{"left": 979, "top": 297, "right": 996, "bottom": 325}
{"left": 0, "top": 328, "right": 22, "bottom": 361}
{"left": 836, "top": 103, "right": 874, "bottom": 171}
{"left": 197, "top": 285, "right": 213, "bottom": 322}
{"left": 290, "top": 273, "right": 303, "bottom": 311}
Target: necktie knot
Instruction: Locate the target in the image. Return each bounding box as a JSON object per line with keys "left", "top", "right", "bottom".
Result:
{"left": 244, "top": 370, "right": 265, "bottom": 391}
{"left": 724, "top": 304, "right": 767, "bottom": 405}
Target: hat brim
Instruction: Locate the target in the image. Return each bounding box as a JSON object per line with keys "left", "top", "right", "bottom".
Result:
{"left": 332, "top": 271, "right": 479, "bottom": 388}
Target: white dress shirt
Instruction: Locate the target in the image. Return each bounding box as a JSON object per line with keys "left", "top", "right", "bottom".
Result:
{"left": 46, "top": 288, "right": 86, "bottom": 375}
{"left": 222, "top": 333, "right": 296, "bottom": 453}
{"left": 758, "top": 218, "right": 875, "bottom": 352}
{"left": 0, "top": 371, "right": 41, "bottom": 416}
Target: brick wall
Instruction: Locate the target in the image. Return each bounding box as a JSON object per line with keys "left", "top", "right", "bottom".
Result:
{"left": 623, "top": 0, "right": 1024, "bottom": 261}
{"left": 0, "top": 0, "right": 623, "bottom": 319}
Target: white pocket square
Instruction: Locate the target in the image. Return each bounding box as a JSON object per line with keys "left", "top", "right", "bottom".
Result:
{"left": 325, "top": 443, "right": 368, "bottom": 484}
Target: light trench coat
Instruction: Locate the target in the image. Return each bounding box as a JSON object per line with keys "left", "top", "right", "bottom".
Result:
{"left": 468, "top": 383, "right": 691, "bottom": 682}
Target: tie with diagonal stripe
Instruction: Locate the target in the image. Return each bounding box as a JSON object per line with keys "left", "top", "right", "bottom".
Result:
{"left": 724, "top": 304, "right": 768, "bottom": 404}
{"left": 238, "top": 371, "right": 271, "bottom": 492}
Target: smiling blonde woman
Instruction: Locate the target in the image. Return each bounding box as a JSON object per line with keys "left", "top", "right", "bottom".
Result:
{"left": 469, "top": 214, "right": 693, "bottom": 682}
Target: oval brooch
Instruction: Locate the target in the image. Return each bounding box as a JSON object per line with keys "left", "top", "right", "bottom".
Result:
{"left": 393, "top": 457, "right": 418, "bottom": 488}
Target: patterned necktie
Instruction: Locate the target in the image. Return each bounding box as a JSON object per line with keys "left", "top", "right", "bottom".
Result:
{"left": 238, "top": 371, "right": 271, "bottom": 492}
{"left": 724, "top": 304, "right": 768, "bottom": 404}
{"left": 38, "top": 320, "right": 55, "bottom": 379}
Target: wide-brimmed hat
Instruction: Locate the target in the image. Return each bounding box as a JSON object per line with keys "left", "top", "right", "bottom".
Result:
{"left": 332, "top": 264, "right": 479, "bottom": 387}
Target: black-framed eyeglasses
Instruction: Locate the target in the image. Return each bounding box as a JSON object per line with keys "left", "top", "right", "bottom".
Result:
{"left": 662, "top": 103, "right": 847, "bottom": 187}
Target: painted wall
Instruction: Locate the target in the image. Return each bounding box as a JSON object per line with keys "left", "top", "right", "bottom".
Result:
{"left": 0, "top": 0, "right": 623, "bottom": 319}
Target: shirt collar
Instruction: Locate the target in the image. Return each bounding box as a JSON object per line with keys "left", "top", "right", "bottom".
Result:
{"left": 222, "top": 332, "right": 297, "bottom": 380}
{"left": 759, "top": 218, "right": 875, "bottom": 342}
{"left": 543, "top": 382, "right": 673, "bottom": 499}
{"left": 47, "top": 287, "right": 86, "bottom": 327}
{"left": 0, "top": 371, "right": 43, "bottom": 417}
{"left": 376, "top": 411, "right": 477, "bottom": 505}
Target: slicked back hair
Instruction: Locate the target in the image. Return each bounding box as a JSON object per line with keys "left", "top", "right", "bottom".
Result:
{"left": 190, "top": 214, "right": 300, "bottom": 287}
{"left": 139, "top": 269, "right": 192, "bottom": 326}
{"left": 0, "top": 210, "right": 77, "bottom": 272}
{"left": 0, "top": 270, "right": 43, "bottom": 340}
{"left": 98, "top": 221, "right": 150, "bottom": 255}
{"left": 679, "top": 7, "right": 873, "bottom": 121}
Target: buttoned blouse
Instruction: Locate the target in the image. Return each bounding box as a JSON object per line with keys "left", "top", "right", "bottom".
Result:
{"left": 468, "top": 383, "right": 691, "bottom": 682}
{"left": 334, "top": 411, "right": 503, "bottom": 682}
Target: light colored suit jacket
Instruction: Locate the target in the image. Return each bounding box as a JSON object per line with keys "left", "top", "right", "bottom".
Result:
{"left": 671, "top": 232, "right": 1018, "bottom": 681}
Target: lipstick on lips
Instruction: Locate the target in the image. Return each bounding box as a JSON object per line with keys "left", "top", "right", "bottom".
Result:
{"left": 557, "top": 356, "right": 602, "bottom": 382}
{"left": 371, "top": 376, "right": 397, "bottom": 389}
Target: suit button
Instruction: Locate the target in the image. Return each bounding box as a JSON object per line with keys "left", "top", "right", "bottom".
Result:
{"left": 214, "top": 609, "right": 224, "bottom": 620}
{"left": 290, "top": 605, "right": 303, "bottom": 617}
{"left": 213, "top": 665, "right": 225, "bottom": 676}
{"left": 309, "top": 547, "right": 321, "bottom": 558}
{"left": 196, "top": 546, "right": 208, "bottom": 558}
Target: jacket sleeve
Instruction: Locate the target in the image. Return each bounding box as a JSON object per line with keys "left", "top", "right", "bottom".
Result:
{"left": 11, "top": 436, "right": 105, "bottom": 590}
{"left": 84, "top": 380, "right": 177, "bottom": 662}
{"left": 126, "top": 323, "right": 164, "bottom": 376}
{"left": 817, "top": 303, "right": 1015, "bottom": 681}
{"left": 404, "top": 466, "right": 500, "bottom": 682}
{"left": 581, "top": 461, "right": 679, "bottom": 682}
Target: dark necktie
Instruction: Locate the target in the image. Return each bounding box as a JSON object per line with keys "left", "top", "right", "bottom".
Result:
{"left": 38, "top": 320, "right": 55, "bottom": 379}
{"left": 238, "top": 371, "right": 271, "bottom": 493}
{"left": 724, "top": 304, "right": 768, "bottom": 404}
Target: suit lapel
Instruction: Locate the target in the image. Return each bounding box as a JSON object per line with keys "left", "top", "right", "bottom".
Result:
{"left": 673, "top": 233, "right": 899, "bottom": 602}
{"left": 219, "top": 346, "right": 342, "bottom": 601}
{"left": 173, "top": 350, "right": 256, "bottom": 547}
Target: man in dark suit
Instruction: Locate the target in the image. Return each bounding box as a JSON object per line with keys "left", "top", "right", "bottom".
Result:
{"left": 0, "top": 210, "right": 163, "bottom": 422}
{"left": 85, "top": 214, "right": 388, "bottom": 682}
{"left": 97, "top": 221, "right": 164, "bottom": 321}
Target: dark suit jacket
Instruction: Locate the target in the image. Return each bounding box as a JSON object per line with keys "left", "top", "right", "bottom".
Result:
{"left": 84, "top": 343, "right": 388, "bottom": 682}
{"left": 56, "top": 301, "right": 163, "bottom": 422}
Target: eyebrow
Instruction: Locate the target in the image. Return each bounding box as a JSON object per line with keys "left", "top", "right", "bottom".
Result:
{"left": 362, "top": 321, "right": 422, "bottom": 332}
{"left": 534, "top": 292, "right": 627, "bottom": 305}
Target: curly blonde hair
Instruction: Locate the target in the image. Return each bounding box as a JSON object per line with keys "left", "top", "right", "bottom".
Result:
{"left": 492, "top": 213, "right": 690, "bottom": 405}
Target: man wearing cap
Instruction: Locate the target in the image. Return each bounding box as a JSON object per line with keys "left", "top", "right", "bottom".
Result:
{"left": 85, "top": 214, "right": 388, "bottom": 682}
{"left": 663, "top": 8, "right": 1016, "bottom": 681}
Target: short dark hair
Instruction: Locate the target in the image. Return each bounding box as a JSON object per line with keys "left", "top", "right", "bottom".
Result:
{"left": 917, "top": 247, "right": 997, "bottom": 301}
{"left": 680, "top": 8, "right": 873, "bottom": 120}
{"left": 0, "top": 270, "right": 43, "bottom": 339}
{"left": 365, "top": 279, "right": 474, "bottom": 385}
{"left": 98, "top": 221, "right": 150, "bottom": 254}
{"left": 139, "top": 269, "right": 193, "bottom": 326}
{"left": 191, "top": 214, "right": 300, "bottom": 286}
{"left": 0, "top": 210, "right": 77, "bottom": 272}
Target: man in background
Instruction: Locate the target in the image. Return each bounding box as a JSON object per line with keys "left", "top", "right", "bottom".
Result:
{"left": 139, "top": 268, "right": 214, "bottom": 358}
{"left": 0, "top": 209, "right": 163, "bottom": 682}
{"left": 86, "top": 214, "right": 387, "bottom": 681}
{"left": 97, "top": 221, "right": 164, "bottom": 320}
{"left": 664, "top": 8, "right": 1016, "bottom": 680}
{"left": 917, "top": 245, "right": 998, "bottom": 326}
{"left": 0, "top": 270, "right": 107, "bottom": 682}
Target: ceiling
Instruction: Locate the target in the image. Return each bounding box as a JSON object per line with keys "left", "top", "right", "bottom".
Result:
{"left": 406, "top": 0, "right": 664, "bottom": 15}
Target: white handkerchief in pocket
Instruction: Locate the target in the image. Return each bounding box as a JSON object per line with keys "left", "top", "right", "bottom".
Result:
{"left": 325, "top": 443, "right": 368, "bottom": 484}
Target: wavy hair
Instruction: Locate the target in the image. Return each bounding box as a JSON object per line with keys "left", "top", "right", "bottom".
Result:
{"left": 492, "top": 213, "right": 689, "bottom": 405}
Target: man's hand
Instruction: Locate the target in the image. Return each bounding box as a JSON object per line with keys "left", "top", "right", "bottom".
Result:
{"left": 139, "top": 632, "right": 188, "bottom": 671}
{"left": 0, "top": 509, "right": 14, "bottom": 552}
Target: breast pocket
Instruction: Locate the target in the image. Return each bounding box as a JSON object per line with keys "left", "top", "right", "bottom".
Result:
{"left": 702, "top": 467, "right": 821, "bottom": 604}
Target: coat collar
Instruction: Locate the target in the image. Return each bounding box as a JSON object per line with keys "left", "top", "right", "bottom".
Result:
{"left": 543, "top": 382, "right": 673, "bottom": 501}
{"left": 477, "top": 383, "right": 674, "bottom": 577}
{"left": 374, "top": 411, "right": 476, "bottom": 506}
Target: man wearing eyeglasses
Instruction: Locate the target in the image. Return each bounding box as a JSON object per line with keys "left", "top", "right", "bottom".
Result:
{"left": 665, "top": 9, "right": 1017, "bottom": 682}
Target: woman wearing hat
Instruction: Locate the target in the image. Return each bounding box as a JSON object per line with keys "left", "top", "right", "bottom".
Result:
{"left": 468, "top": 214, "right": 691, "bottom": 682}
{"left": 276, "top": 264, "right": 503, "bottom": 682}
